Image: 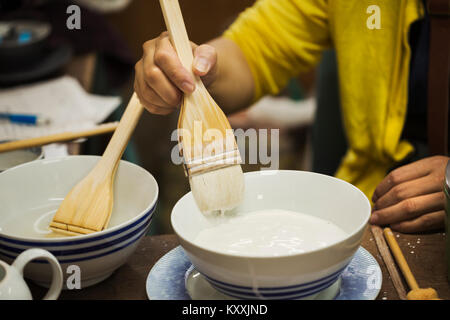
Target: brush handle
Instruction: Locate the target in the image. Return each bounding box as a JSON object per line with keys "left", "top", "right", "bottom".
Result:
{"left": 159, "top": 0, "right": 193, "bottom": 72}
{"left": 159, "top": 0, "right": 201, "bottom": 85}
{"left": 99, "top": 93, "right": 143, "bottom": 173}
{"left": 383, "top": 227, "right": 420, "bottom": 291}
{"left": 159, "top": 0, "right": 239, "bottom": 166}
{"left": 0, "top": 122, "right": 118, "bottom": 153}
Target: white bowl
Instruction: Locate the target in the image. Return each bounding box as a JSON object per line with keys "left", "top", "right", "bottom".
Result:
{"left": 172, "top": 170, "right": 370, "bottom": 299}
{"left": 0, "top": 144, "right": 43, "bottom": 172}
{"left": 0, "top": 156, "right": 158, "bottom": 288}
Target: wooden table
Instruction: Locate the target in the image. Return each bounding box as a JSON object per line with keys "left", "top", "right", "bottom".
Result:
{"left": 29, "top": 230, "right": 450, "bottom": 300}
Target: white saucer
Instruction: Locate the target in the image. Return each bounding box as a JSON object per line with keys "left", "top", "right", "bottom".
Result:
{"left": 146, "top": 246, "right": 381, "bottom": 300}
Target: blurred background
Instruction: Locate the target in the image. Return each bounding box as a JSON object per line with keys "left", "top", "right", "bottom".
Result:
{"left": 0, "top": 0, "right": 346, "bottom": 235}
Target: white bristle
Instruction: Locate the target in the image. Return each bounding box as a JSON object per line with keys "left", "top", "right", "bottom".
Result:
{"left": 189, "top": 165, "right": 244, "bottom": 213}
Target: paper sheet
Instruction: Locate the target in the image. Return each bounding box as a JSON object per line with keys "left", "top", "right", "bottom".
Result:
{"left": 0, "top": 76, "right": 121, "bottom": 141}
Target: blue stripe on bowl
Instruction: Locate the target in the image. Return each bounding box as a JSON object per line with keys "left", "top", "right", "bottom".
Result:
{"left": 0, "top": 203, "right": 156, "bottom": 247}
{"left": 201, "top": 263, "right": 348, "bottom": 292}
{"left": 196, "top": 262, "right": 350, "bottom": 300}
{"left": 209, "top": 273, "right": 341, "bottom": 299}
{"left": 0, "top": 221, "right": 151, "bottom": 264}
{"left": 212, "top": 276, "right": 339, "bottom": 300}
{"left": 0, "top": 215, "right": 153, "bottom": 257}
{"left": 58, "top": 227, "right": 150, "bottom": 264}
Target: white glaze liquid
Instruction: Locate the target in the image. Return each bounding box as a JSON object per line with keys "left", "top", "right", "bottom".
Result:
{"left": 0, "top": 200, "right": 130, "bottom": 238}
{"left": 194, "top": 209, "right": 347, "bottom": 256}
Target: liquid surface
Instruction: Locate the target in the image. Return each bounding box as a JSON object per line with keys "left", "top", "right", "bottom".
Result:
{"left": 194, "top": 209, "right": 347, "bottom": 256}
{"left": 0, "top": 200, "right": 130, "bottom": 239}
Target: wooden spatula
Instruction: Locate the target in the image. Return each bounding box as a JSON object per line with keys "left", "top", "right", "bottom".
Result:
{"left": 160, "top": 0, "right": 244, "bottom": 213}
{"left": 49, "top": 93, "right": 143, "bottom": 236}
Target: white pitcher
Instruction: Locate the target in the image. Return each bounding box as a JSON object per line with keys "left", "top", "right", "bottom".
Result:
{"left": 0, "top": 248, "right": 63, "bottom": 300}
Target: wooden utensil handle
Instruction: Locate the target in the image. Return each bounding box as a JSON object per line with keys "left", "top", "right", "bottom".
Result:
{"left": 0, "top": 122, "right": 118, "bottom": 153}
{"left": 371, "top": 225, "right": 408, "bottom": 300}
{"left": 100, "top": 93, "right": 143, "bottom": 171}
{"left": 383, "top": 227, "right": 420, "bottom": 291}
{"left": 159, "top": 0, "right": 196, "bottom": 77}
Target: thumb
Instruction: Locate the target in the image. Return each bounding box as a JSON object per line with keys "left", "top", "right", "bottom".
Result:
{"left": 192, "top": 44, "right": 217, "bottom": 76}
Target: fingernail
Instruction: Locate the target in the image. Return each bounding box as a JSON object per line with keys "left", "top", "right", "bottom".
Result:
{"left": 370, "top": 214, "right": 378, "bottom": 224}
{"left": 194, "top": 57, "right": 210, "bottom": 73}
{"left": 181, "top": 81, "right": 195, "bottom": 93}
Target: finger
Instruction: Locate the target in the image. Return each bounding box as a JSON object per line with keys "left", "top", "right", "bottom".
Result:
{"left": 370, "top": 192, "right": 445, "bottom": 225}
{"left": 135, "top": 70, "right": 168, "bottom": 108}
{"left": 372, "top": 162, "right": 431, "bottom": 202}
{"left": 390, "top": 211, "right": 445, "bottom": 233}
{"left": 142, "top": 38, "right": 156, "bottom": 58}
{"left": 143, "top": 65, "right": 182, "bottom": 106}
{"left": 154, "top": 34, "right": 195, "bottom": 93}
{"left": 374, "top": 174, "right": 444, "bottom": 210}
{"left": 193, "top": 44, "right": 217, "bottom": 76}
{"left": 134, "top": 75, "right": 176, "bottom": 115}
{"left": 136, "top": 92, "right": 174, "bottom": 115}
{"left": 145, "top": 104, "right": 174, "bottom": 115}
{"left": 134, "top": 60, "right": 152, "bottom": 106}
{"left": 141, "top": 37, "right": 182, "bottom": 106}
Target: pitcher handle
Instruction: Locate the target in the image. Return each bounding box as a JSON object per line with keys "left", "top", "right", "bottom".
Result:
{"left": 12, "top": 248, "right": 63, "bottom": 300}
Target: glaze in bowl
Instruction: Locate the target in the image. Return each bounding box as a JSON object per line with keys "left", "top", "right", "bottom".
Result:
{"left": 0, "top": 156, "right": 158, "bottom": 288}
{"left": 172, "top": 170, "right": 370, "bottom": 299}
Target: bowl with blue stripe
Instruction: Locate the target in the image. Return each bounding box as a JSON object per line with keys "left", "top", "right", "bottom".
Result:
{"left": 171, "top": 170, "right": 371, "bottom": 300}
{"left": 0, "top": 156, "right": 158, "bottom": 288}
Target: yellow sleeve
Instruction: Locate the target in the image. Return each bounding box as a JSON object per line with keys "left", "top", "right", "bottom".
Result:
{"left": 224, "top": 0, "right": 331, "bottom": 102}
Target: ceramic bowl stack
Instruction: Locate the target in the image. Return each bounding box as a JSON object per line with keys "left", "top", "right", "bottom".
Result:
{"left": 171, "top": 170, "right": 371, "bottom": 299}
{"left": 0, "top": 156, "right": 158, "bottom": 288}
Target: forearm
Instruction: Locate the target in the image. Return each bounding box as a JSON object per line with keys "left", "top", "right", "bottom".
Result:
{"left": 206, "top": 37, "right": 255, "bottom": 114}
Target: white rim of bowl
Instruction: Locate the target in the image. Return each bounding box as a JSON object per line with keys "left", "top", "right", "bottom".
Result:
{"left": 0, "top": 155, "right": 159, "bottom": 242}
{"left": 171, "top": 170, "right": 371, "bottom": 259}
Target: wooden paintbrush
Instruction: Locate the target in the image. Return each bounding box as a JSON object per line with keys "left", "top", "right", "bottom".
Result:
{"left": 159, "top": 0, "right": 244, "bottom": 213}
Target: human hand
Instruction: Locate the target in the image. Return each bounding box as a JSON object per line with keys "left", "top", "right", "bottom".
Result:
{"left": 370, "top": 156, "right": 449, "bottom": 233}
{"left": 134, "top": 31, "right": 218, "bottom": 115}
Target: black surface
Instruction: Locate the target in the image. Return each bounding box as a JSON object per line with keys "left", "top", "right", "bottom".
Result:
{"left": 0, "top": 43, "right": 72, "bottom": 86}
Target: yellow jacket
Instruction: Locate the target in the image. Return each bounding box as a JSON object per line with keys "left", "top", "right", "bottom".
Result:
{"left": 224, "top": 0, "right": 424, "bottom": 199}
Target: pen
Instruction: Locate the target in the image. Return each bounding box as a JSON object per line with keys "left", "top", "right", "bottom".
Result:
{"left": 0, "top": 112, "right": 51, "bottom": 126}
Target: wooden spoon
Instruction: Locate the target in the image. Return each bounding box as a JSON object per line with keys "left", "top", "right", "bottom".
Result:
{"left": 383, "top": 227, "right": 440, "bottom": 300}
{"left": 49, "top": 93, "right": 143, "bottom": 236}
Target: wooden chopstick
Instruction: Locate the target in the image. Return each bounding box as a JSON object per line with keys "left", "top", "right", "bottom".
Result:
{"left": 0, "top": 122, "right": 119, "bottom": 153}
{"left": 370, "top": 225, "right": 408, "bottom": 300}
